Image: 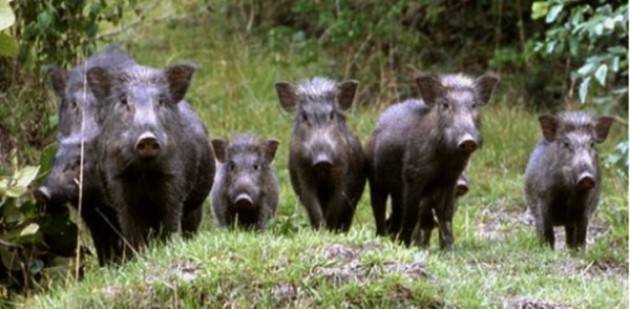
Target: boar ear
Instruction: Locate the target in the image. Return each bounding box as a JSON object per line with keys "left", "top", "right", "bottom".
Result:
{"left": 336, "top": 80, "right": 358, "bottom": 110}
{"left": 264, "top": 139, "right": 280, "bottom": 163}
{"left": 538, "top": 115, "right": 559, "bottom": 142}
{"left": 475, "top": 72, "right": 500, "bottom": 105}
{"left": 165, "top": 63, "right": 196, "bottom": 103}
{"left": 48, "top": 66, "right": 67, "bottom": 98}
{"left": 86, "top": 66, "right": 113, "bottom": 100}
{"left": 275, "top": 81, "right": 298, "bottom": 113}
{"left": 415, "top": 74, "right": 445, "bottom": 106}
{"left": 594, "top": 116, "right": 614, "bottom": 143}
{"left": 211, "top": 139, "right": 228, "bottom": 163}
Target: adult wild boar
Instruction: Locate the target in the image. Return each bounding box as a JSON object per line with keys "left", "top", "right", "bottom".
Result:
{"left": 366, "top": 73, "right": 499, "bottom": 248}
{"left": 86, "top": 63, "right": 214, "bottom": 254}
{"left": 35, "top": 45, "right": 134, "bottom": 265}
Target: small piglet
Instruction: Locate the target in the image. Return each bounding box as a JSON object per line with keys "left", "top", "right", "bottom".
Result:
{"left": 275, "top": 77, "right": 366, "bottom": 232}
{"left": 211, "top": 134, "right": 279, "bottom": 230}
{"left": 525, "top": 112, "right": 614, "bottom": 249}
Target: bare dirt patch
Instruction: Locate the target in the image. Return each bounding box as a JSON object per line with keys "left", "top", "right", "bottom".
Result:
{"left": 314, "top": 243, "right": 430, "bottom": 286}
{"left": 506, "top": 296, "right": 574, "bottom": 308}
{"left": 271, "top": 282, "right": 299, "bottom": 305}
{"left": 476, "top": 206, "right": 533, "bottom": 240}
{"left": 145, "top": 259, "right": 202, "bottom": 285}
{"left": 559, "top": 259, "right": 629, "bottom": 279}
{"left": 477, "top": 207, "right": 609, "bottom": 249}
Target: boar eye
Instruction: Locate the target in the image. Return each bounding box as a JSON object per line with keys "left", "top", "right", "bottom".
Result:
{"left": 301, "top": 113, "right": 308, "bottom": 122}
{"left": 70, "top": 100, "right": 78, "bottom": 109}
{"left": 120, "top": 95, "right": 128, "bottom": 106}
{"left": 562, "top": 141, "right": 570, "bottom": 148}
{"left": 590, "top": 142, "right": 595, "bottom": 148}
{"left": 158, "top": 96, "right": 167, "bottom": 106}
{"left": 228, "top": 161, "right": 236, "bottom": 171}
{"left": 253, "top": 164, "right": 260, "bottom": 170}
{"left": 441, "top": 102, "right": 449, "bottom": 109}
{"left": 329, "top": 111, "right": 335, "bottom": 120}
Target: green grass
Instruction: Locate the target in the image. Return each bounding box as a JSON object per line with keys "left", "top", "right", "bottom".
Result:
{"left": 16, "top": 10, "right": 629, "bottom": 308}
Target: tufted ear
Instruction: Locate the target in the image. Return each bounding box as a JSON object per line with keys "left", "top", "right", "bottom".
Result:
{"left": 474, "top": 72, "right": 500, "bottom": 105}
{"left": 164, "top": 63, "right": 197, "bottom": 103}
{"left": 48, "top": 66, "right": 68, "bottom": 99}
{"left": 86, "top": 66, "right": 113, "bottom": 100}
{"left": 415, "top": 73, "right": 445, "bottom": 106}
{"left": 264, "top": 139, "right": 279, "bottom": 163}
{"left": 538, "top": 114, "right": 559, "bottom": 142}
{"left": 594, "top": 116, "right": 614, "bottom": 143}
{"left": 336, "top": 80, "right": 358, "bottom": 110}
{"left": 275, "top": 81, "right": 299, "bottom": 113}
{"left": 211, "top": 139, "right": 228, "bottom": 163}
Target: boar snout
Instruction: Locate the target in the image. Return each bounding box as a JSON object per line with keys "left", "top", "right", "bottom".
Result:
{"left": 234, "top": 193, "right": 254, "bottom": 209}
{"left": 312, "top": 153, "right": 333, "bottom": 171}
{"left": 34, "top": 186, "right": 51, "bottom": 205}
{"left": 136, "top": 131, "right": 161, "bottom": 159}
{"left": 577, "top": 173, "right": 596, "bottom": 191}
{"left": 457, "top": 133, "right": 478, "bottom": 154}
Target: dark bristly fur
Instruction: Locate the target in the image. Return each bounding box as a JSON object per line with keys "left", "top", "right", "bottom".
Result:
{"left": 366, "top": 72, "right": 499, "bottom": 249}
{"left": 524, "top": 111, "right": 614, "bottom": 249}
{"left": 36, "top": 45, "right": 135, "bottom": 265}
{"left": 87, "top": 63, "right": 214, "bottom": 257}
{"left": 275, "top": 77, "right": 366, "bottom": 232}
{"left": 372, "top": 99, "right": 472, "bottom": 247}
{"left": 211, "top": 133, "right": 279, "bottom": 230}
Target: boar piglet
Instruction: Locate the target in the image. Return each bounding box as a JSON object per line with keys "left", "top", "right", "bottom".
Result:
{"left": 525, "top": 112, "right": 614, "bottom": 249}
{"left": 275, "top": 77, "right": 366, "bottom": 232}
{"left": 211, "top": 134, "right": 279, "bottom": 230}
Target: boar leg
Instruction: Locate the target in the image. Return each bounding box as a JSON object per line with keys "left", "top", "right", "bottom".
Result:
{"left": 415, "top": 205, "right": 435, "bottom": 247}
{"left": 574, "top": 216, "right": 588, "bottom": 249}
{"left": 369, "top": 177, "right": 388, "bottom": 236}
{"left": 181, "top": 206, "right": 202, "bottom": 238}
{"left": 434, "top": 187, "right": 456, "bottom": 250}
{"left": 565, "top": 224, "right": 577, "bottom": 249}
{"left": 400, "top": 177, "right": 427, "bottom": 246}
{"left": 161, "top": 200, "right": 183, "bottom": 239}
{"left": 301, "top": 189, "right": 325, "bottom": 230}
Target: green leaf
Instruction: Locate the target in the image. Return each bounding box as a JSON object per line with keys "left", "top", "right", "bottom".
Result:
{"left": 531, "top": 1, "right": 549, "bottom": 20}
{"left": 0, "top": 31, "right": 17, "bottom": 56}
{"left": 610, "top": 56, "right": 619, "bottom": 72}
{"left": 546, "top": 4, "right": 564, "bottom": 23}
{"left": 14, "top": 166, "right": 39, "bottom": 191}
{"left": 579, "top": 76, "right": 591, "bottom": 103}
{"left": 20, "top": 223, "right": 39, "bottom": 236}
{"left": 1, "top": 165, "right": 40, "bottom": 198}
{"left": 594, "top": 64, "right": 608, "bottom": 86}
{"left": 577, "top": 62, "right": 595, "bottom": 76}
{"left": 0, "top": 0, "right": 15, "bottom": 31}
{"left": 607, "top": 46, "right": 626, "bottom": 54}
{"left": 39, "top": 143, "right": 58, "bottom": 174}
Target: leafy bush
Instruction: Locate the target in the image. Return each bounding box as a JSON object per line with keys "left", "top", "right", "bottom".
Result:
{"left": 0, "top": 146, "right": 80, "bottom": 300}
{"left": 532, "top": 1, "right": 628, "bottom": 109}
{"left": 10, "top": 0, "right": 138, "bottom": 70}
